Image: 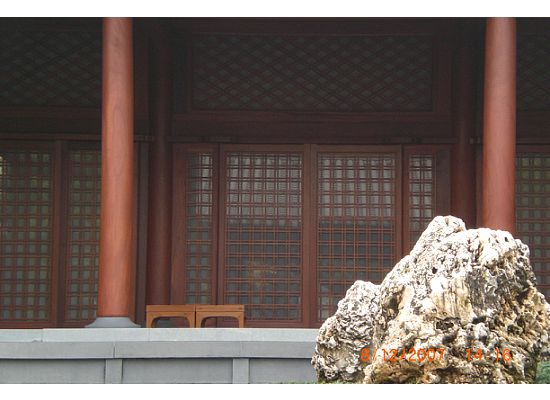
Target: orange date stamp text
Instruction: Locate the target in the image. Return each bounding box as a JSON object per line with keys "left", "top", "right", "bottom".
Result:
{"left": 359, "top": 347, "right": 512, "bottom": 364}
{"left": 359, "top": 347, "right": 445, "bottom": 363}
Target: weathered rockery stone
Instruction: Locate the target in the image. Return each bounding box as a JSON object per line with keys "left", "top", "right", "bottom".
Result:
{"left": 312, "top": 216, "right": 550, "bottom": 383}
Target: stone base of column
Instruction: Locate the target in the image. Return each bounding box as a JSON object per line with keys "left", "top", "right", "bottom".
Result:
{"left": 86, "top": 317, "right": 141, "bottom": 328}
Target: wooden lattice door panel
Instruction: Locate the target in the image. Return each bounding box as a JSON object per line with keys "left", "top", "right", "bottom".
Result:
{"left": 220, "top": 148, "right": 303, "bottom": 322}
{"left": 172, "top": 145, "right": 218, "bottom": 306}
{"left": 0, "top": 141, "right": 145, "bottom": 328}
{"left": 0, "top": 147, "right": 54, "bottom": 323}
{"left": 314, "top": 147, "right": 401, "bottom": 321}
{"left": 407, "top": 154, "right": 436, "bottom": 245}
{"left": 516, "top": 150, "right": 550, "bottom": 301}
{"left": 63, "top": 148, "right": 101, "bottom": 323}
{"left": 172, "top": 144, "right": 453, "bottom": 327}
{"left": 403, "top": 147, "right": 451, "bottom": 252}
{"left": 184, "top": 152, "right": 215, "bottom": 304}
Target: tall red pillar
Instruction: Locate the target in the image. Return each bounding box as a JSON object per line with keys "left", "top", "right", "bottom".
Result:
{"left": 451, "top": 23, "right": 477, "bottom": 228}
{"left": 146, "top": 21, "right": 173, "bottom": 306}
{"left": 482, "top": 17, "right": 517, "bottom": 234}
{"left": 88, "top": 17, "right": 139, "bottom": 328}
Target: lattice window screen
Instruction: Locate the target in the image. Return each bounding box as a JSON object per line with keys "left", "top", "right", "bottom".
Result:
{"left": 518, "top": 35, "right": 550, "bottom": 111}
{"left": 0, "top": 149, "right": 53, "bottom": 322}
{"left": 0, "top": 30, "right": 101, "bottom": 107}
{"left": 516, "top": 153, "right": 550, "bottom": 301}
{"left": 64, "top": 149, "right": 101, "bottom": 323}
{"left": 408, "top": 154, "right": 436, "bottom": 247}
{"left": 192, "top": 34, "right": 433, "bottom": 112}
{"left": 317, "top": 153, "right": 396, "bottom": 321}
{"left": 224, "top": 152, "right": 302, "bottom": 321}
{"left": 184, "top": 153, "right": 214, "bottom": 304}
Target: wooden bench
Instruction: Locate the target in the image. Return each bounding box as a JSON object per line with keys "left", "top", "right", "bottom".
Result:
{"left": 145, "top": 305, "right": 196, "bottom": 328}
{"left": 145, "top": 304, "right": 245, "bottom": 328}
{"left": 195, "top": 304, "right": 245, "bottom": 328}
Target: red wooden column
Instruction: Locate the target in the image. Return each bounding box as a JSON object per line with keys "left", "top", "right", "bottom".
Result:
{"left": 482, "top": 17, "right": 517, "bottom": 234}
{"left": 451, "top": 23, "right": 478, "bottom": 228}
{"left": 146, "top": 21, "right": 173, "bottom": 306}
{"left": 88, "top": 18, "right": 139, "bottom": 328}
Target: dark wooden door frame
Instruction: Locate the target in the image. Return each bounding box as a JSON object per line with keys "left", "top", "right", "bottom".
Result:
{"left": 170, "top": 143, "right": 451, "bottom": 328}
{"left": 217, "top": 144, "right": 307, "bottom": 328}
{"left": 309, "top": 145, "right": 403, "bottom": 327}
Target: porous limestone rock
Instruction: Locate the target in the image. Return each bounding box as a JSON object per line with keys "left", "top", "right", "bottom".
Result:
{"left": 311, "top": 216, "right": 550, "bottom": 384}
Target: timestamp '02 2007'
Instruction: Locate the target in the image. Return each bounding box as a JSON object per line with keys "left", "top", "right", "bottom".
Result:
{"left": 359, "top": 347, "right": 446, "bottom": 363}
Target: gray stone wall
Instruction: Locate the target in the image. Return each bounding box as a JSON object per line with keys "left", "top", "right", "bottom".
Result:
{"left": 0, "top": 328, "right": 318, "bottom": 384}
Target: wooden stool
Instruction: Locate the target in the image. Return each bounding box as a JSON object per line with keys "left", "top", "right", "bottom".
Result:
{"left": 146, "top": 305, "right": 196, "bottom": 328}
{"left": 195, "top": 305, "right": 245, "bottom": 328}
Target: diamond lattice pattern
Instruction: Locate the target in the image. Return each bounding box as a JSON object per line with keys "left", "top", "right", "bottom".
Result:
{"left": 0, "top": 30, "right": 101, "bottom": 107}
{"left": 192, "top": 34, "right": 433, "bottom": 111}
{"left": 518, "top": 34, "right": 550, "bottom": 111}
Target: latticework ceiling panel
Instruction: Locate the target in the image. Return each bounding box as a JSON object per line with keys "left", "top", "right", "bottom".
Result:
{"left": 518, "top": 34, "right": 550, "bottom": 111}
{"left": 0, "top": 30, "right": 101, "bottom": 107}
{"left": 192, "top": 34, "right": 433, "bottom": 112}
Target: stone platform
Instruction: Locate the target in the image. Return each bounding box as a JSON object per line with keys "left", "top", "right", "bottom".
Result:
{"left": 0, "top": 328, "right": 317, "bottom": 384}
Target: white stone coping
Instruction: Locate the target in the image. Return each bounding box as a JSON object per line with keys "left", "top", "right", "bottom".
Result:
{"left": 0, "top": 328, "right": 319, "bottom": 360}
{"left": 0, "top": 328, "right": 318, "bottom": 343}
